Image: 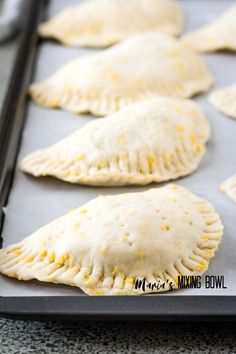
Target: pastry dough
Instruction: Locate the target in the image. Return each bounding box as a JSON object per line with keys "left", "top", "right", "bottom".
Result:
{"left": 209, "top": 84, "right": 236, "bottom": 119}
{"left": 29, "top": 32, "right": 213, "bottom": 116}
{"left": 182, "top": 4, "right": 236, "bottom": 52}
{"left": 0, "top": 185, "right": 223, "bottom": 295}
{"left": 221, "top": 175, "right": 236, "bottom": 203}
{"left": 38, "top": 0, "right": 184, "bottom": 48}
{"left": 20, "top": 97, "right": 210, "bottom": 186}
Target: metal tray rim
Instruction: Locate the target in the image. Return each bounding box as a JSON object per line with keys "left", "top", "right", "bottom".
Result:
{"left": 1, "top": 0, "right": 236, "bottom": 320}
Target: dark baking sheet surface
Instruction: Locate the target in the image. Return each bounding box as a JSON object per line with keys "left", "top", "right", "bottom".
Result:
{"left": 0, "top": 0, "right": 236, "bottom": 302}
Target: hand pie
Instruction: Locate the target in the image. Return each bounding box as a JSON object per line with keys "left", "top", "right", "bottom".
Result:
{"left": 29, "top": 32, "right": 213, "bottom": 116}
{"left": 182, "top": 4, "right": 236, "bottom": 52}
{"left": 221, "top": 175, "right": 236, "bottom": 203}
{"left": 0, "top": 185, "right": 223, "bottom": 295}
{"left": 38, "top": 0, "right": 184, "bottom": 48}
{"left": 209, "top": 84, "right": 236, "bottom": 119}
{"left": 20, "top": 98, "right": 210, "bottom": 186}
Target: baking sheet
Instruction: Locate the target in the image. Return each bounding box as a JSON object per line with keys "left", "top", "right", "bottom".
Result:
{"left": 1, "top": 0, "right": 236, "bottom": 296}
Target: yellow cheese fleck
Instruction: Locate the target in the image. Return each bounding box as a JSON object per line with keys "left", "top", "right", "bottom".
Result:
{"left": 163, "top": 154, "right": 171, "bottom": 165}
{"left": 97, "top": 160, "right": 106, "bottom": 169}
{"left": 14, "top": 249, "right": 22, "bottom": 255}
{"left": 96, "top": 290, "right": 105, "bottom": 295}
{"left": 190, "top": 133, "right": 197, "bottom": 145}
{"left": 57, "top": 255, "right": 65, "bottom": 265}
{"left": 198, "top": 207, "right": 208, "bottom": 213}
{"left": 168, "top": 185, "right": 178, "bottom": 190}
{"left": 66, "top": 170, "right": 78, "bottom": 177}
{"left": 160, "top": 225, "right": 170, "bottom": 232}
{"left": 178, "top": 83, "right": 185, "bottom": 91}
{"left": 112, "top": 267, "right": 119, "bottom": 276}
{"left": 148, "top": 156, "right": 156, "bottom": 166}
{"left": 105, "top": 69, "right": 120, "bottom": 83}
{"left": 177, "top": 124, "right": 185, "bottom": 132}
{"left": 125, "top": 278, "right": 134, "bottom": 285}
{"left": 39, "top": 249, "right": 47, "bottom": 258}
{"left": 49, "top": 99, "right": 58, "bottom": 107}
{"left": 24, "top": 255, "right": 35, "bottom": 263}
{"left": 84, "top": 274, "right": 90, "bottom": 281}
{"left": 70, "top": 264, "right": 78, "bottom": 271}
{"left": 80, "top": 209, "right": 88, "bottom": 214}
{"left": 99, "top": 247, "right": 106, "bottom": 256}
{"left": 49, "top": 252, "right": 55, "bottom": 263}
{"left": 117, "top": 283, "right": 123, "bottom": 289}
{"left": 201, "top": 235, "right": 208, "bottom": 242}
{"left": 175, "top": 107, "right": 182, "bottom": 114}
{"left": 196, "top": 144, "right": 202, "bottom": 153}
{"left": 137, "top": 252, "right": 145, "bottom": 259}
{"left": 204, "top": 250, "right": 213, "bottom": 258}
{"left": 197, "top": 262, "right": 207, "bottom": 270}
{"left": 122, "top": 235, "right": 129, "bottom": 244}
{"left": 86, "top": 22, "right": 102, "bottom": 35}
{"left": 76, "top": 154, "right": 85, "bottom": 162}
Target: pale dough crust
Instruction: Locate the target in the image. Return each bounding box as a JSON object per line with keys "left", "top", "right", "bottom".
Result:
{"left": 221, "top": 175, "right": 236, "bottom": 203}
{"left": 182, "top": 4, "right": 236, "bottom": 52}
{"left": 0, "top": 184, "right": 223, "bottom": 295}
{"left": 20, "top": 97, "right": 211, "bottom": 186}
{"left": 209, "top": 83, "right": 236, "bottom": 119}
{"left": 29, "top": 32, "right": 213, "bottom": 116}
{"left": 38, "top": 0, "right": 184, "bottom": 48}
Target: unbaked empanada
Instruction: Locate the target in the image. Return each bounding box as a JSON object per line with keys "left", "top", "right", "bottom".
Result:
{"left": 209, "top": 84, "right": 236, "bottom": 119}
{"left": 0, "top": 185, "right": 223, "bottom": 295}
{"left": 20, "top": 98, "right": 210, "bottom": 186}
{"left": 182, "top": 4, "right": 236, "bottom": 52}
{"left": 220, "top": 175, "right": 236, "bottom": 203}
{"left": 38, "top": 0, "right": 184, "bottom": 48}
{"left": 29, "top": 33, "right": 213, "bottom": 116}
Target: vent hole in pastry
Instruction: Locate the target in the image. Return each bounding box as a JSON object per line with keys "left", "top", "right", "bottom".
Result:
{"left": 121, "top": 233, "right": 133, "bottom": 247}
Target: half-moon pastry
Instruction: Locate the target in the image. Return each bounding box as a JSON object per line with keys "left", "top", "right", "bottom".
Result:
{"left": 38, "top": 0, "right": 184, "bottom": 48}
{"left": 20, "top": 97, "right": 210, "bottom": 186}
{"left": 221, "top": 175, "right": 236, "bottom": 203}
{"left": 0, "top": 185, "right": 223, "bottom": 295}
{"left": 182, "top": 4, "right": 236, "bottom": 52}
{"left": 29, "top": 32, "right": 213, "bottom": 116}
{"left": 209, "top": 83, "right": 236, "bottom": 119}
